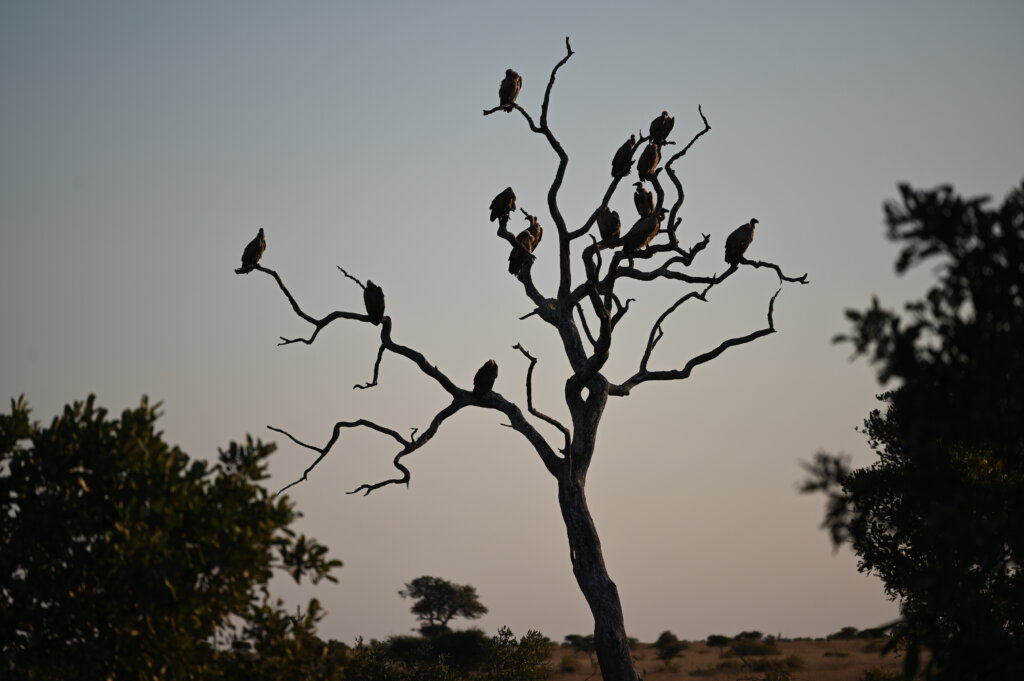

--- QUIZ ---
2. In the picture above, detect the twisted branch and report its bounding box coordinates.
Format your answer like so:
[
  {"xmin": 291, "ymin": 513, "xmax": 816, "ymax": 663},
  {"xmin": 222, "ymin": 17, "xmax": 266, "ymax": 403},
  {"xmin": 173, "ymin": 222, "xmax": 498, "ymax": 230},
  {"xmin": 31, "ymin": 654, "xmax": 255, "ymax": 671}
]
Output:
[
  {"xmin": 610, "ymin": 288, "xmax": 783, "ymax": 396},
  {"xmin": 513, "ymin": 343, "xmax": 571, "ymax": 453}
]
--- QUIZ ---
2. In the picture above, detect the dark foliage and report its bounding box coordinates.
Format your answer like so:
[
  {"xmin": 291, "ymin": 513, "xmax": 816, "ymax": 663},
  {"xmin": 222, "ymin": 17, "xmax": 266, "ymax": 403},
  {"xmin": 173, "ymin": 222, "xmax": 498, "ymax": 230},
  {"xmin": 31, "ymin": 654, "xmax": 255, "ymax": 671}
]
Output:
[
  {"xmin": 0, "ymin": 395, "xmax": 341, "ymax": 680},
  {"xmin": 803, "ymin": 181, "xmax": 1024, "ymax": 680}
]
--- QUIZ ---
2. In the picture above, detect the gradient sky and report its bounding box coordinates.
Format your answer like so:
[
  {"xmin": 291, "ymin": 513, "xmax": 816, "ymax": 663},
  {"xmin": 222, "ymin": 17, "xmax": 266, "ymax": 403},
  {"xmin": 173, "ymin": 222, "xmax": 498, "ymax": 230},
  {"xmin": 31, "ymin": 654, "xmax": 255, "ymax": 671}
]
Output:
[{"xmin": 2, "ymin": 1, "xmax": 1023, "ymax": 645}]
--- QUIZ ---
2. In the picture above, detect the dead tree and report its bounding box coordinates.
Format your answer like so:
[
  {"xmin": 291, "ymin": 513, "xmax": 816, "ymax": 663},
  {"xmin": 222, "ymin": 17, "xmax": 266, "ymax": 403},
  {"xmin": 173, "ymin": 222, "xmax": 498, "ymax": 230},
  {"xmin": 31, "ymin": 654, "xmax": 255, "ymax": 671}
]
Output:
[{"xmin": 237, "ymin": 38, "xmax": 807, "ymax": 681}]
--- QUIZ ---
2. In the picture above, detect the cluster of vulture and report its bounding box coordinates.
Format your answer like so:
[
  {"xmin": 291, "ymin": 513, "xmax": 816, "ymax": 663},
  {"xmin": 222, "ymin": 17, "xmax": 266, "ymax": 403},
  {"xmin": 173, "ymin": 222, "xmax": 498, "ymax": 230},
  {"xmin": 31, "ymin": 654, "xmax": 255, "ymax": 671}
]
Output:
[
  {"xmin": 233, "ymin": 228, "xmax": 387, "ymax": 324},
  {"xmin": 491, "ymin": 70, "xmax": 761, "ymax": 262}
]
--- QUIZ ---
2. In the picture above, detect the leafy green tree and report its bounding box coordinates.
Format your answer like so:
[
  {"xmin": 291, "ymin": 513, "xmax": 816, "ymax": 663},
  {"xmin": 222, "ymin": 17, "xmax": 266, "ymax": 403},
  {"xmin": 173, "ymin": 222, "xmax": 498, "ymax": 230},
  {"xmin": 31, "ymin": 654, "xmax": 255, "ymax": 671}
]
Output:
[
  {"xmin": 706, "ymin": 634, "xmax": 731, "ymax": 655},
  {"xmin": 653, "ymin": 630, "xmax": 687, "ymax": 665},
  {"xmin": 803, "ymin": 181, "xmax": 1024, "ymax": 680},
  {"xmin": 399, "ymin": 575, "xmax": 488, "ymax": 636},
  {"xmin": 0, "ymin": 395, "xmax": 341, "ymax": 681}
]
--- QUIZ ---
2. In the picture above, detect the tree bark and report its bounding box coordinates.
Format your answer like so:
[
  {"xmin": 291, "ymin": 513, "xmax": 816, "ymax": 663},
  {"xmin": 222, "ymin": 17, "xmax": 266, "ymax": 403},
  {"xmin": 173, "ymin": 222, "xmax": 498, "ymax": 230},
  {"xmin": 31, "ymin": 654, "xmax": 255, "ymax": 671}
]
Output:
[{"xmin": 559, "ymin": 399, "xmax": 640, "ymax": 681}]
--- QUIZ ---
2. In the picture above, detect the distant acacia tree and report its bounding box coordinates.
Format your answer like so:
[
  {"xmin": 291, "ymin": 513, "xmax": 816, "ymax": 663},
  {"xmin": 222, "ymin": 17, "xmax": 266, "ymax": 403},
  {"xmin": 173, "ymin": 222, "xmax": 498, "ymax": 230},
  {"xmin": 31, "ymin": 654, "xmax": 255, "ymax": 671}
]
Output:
[
  {"xmin": 0, "ymin": 395, "xmax": 341, "ymax": 680},
  {"xmin": 804, "ymin": 181, "xmax": 1024, "ymax": 680},
  {"xmin": 399, "ymin": 576, "xmax": 488, "ymax": 636},
  {"xmin": 236, "ymin": 38, "xmax": 806, "ymax": 680},
  {"xmin": 653, "ymin": 630, "xmax": 687, "ymax": 666}
]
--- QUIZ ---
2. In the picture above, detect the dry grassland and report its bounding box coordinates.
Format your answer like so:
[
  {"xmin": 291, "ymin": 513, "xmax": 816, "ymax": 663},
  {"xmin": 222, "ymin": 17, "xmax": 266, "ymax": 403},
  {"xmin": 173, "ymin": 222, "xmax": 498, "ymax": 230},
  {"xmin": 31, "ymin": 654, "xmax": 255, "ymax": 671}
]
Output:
[{"xmin": 551, "ymin": 638, "xmax": 903, "ymax": 681}]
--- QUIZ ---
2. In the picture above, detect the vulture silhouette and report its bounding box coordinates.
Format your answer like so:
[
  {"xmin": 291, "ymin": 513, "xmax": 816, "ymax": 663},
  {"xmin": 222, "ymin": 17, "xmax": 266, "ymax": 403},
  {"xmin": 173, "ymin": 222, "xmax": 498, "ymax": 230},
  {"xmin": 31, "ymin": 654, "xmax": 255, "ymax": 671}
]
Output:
[
  {"xmin": 633, "ymin": 182, "xmax": 655, "ymax": 217},
  {"xmin": 473, "ymin": 359, "xmax": 498, "ymax": 398},
  {"xmin": 499, "ymin": 69, "xmax": 522, "ymax": 111},
  {"xmin": 611, "ymin": 135, "xmax": 636, "ymax": 178},
  {"xmin": 363, "ymin": 280, "xmax": 385, "ymax": 325},
  {"xmin": 597, "ymin": 206, "xmax": 621, "ymax": 244},
  {"xmin": 235, "ymin": 228, "xmax": 266, "ymax": 274},
  {"xmin": 508, "ymin": 215, "xmax": 543, "ymax": 277},
  {"xmin": 637, "ymin": 143, "xmax": 661, "ymax": 181},
  {"xmin": 619, "ymin": 209, "xmax": 667, "ymax": 252},
  {"xmin": 724, "ymin": 219, "xmax": 759, "ymax": 265},
  {"xmin": 648, "ymin": 111, "xmax": 675, "ymax": 144},
  {"xmin": 489, "ymin": 187, "xmax": 517, "ymax": 224}
]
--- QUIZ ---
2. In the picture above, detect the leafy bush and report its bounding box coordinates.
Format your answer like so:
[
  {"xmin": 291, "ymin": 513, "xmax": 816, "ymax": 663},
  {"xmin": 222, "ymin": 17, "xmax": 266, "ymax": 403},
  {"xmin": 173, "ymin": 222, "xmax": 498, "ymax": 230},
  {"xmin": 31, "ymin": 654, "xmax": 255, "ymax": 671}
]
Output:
[
  {"xmin": 828, "ymin": 626, "xmax": 861, "ymax": 640},
  {"xmin": 824, "ymin": 650, "xmax": 851, "ymax": 658}
]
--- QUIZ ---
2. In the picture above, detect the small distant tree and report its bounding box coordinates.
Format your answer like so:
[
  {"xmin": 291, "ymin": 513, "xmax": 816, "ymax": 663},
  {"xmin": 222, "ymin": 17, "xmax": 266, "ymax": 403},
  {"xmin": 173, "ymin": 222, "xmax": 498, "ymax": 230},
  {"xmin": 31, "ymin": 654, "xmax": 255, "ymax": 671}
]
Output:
[
  {"xmin": 706, "ymin": 634, "xmax": 730, "ymax": 656},
  {"xmin": 653, "ymin": 630, "xmax": 687, "ymax": 666},
  {"xmin": 0, "ymin": 395, "xmax": 341, "ymax": 680},
  {"xmin": 399, "ymin": 576, "xmax": 488, "ymax": 636}
]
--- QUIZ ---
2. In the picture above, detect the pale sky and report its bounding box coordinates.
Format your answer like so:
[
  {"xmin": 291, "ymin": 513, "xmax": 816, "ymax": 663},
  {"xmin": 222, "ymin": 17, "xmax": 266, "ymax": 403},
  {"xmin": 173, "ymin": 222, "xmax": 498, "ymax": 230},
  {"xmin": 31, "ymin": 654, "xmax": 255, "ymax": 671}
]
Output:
[{"xmin": 2, "ymin": 1, "xmax": 1022, "ymax": 645}]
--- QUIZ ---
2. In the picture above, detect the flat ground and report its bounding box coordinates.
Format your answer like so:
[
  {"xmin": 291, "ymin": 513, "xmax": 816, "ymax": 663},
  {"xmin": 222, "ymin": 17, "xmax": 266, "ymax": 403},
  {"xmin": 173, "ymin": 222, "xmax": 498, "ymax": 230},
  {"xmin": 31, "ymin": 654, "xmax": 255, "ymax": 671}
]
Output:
[{"xmin": 551, "ymin": 638, "xmax": 902, "ymax": 681}]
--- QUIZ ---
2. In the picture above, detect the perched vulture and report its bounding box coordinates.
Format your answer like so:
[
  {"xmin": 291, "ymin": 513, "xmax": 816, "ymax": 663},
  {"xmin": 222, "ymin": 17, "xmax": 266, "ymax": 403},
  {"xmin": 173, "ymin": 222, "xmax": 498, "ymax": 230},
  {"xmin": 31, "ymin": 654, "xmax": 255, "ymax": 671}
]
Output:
[
  {"xmin": 619, "ymin": 209, "xmax": 667, "ymax": 252},
  {"xmin": 611, "ymin": 135, "xmax": 636, "ymax": 178},
  {"xmin": 633, "ymin": 182, "xmax": 655, "ymax": 217},
  {"xmin": 235, "ymin": 228, "xmax": 266, "ymax": 274},
  {"xmin": 363, "ymin": 280, "xmax": 385, "ymax": 325},
  {"xmin": 637, "ymin": 143, "xmax": 661, "ymax": 181},
  {"xmin": 489, "ymin": 187, "xmax": 517, "ymax": 224},
  {"xmin": 648, "ymin": 111, "xmax": 675, "ymax": 144},
  {"xmin": 508, "ymin": 216, "xmax": 543, "ymax": 277},
  {"xmin": 472, "ymin": 359, "xmax": 498, "ymax": 398},
  {"xmin": 596, "ymin": 206, "xmax": 621, "ymax": 244},
  {"xmin": 724, "ymin": 219, "xmax": 759, "ymax": 265},
  {"xmin": 499, "ymin": 69, "xmax": 522, "ymax": 111}
]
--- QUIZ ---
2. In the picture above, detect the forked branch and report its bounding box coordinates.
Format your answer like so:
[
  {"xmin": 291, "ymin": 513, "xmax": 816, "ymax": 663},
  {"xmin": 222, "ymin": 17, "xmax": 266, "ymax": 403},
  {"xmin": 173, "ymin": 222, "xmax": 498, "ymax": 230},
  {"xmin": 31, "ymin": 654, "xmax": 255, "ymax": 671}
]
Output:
[{"xmin": 513, "ymin": 343, "xmax": 571, "ymax": 454}]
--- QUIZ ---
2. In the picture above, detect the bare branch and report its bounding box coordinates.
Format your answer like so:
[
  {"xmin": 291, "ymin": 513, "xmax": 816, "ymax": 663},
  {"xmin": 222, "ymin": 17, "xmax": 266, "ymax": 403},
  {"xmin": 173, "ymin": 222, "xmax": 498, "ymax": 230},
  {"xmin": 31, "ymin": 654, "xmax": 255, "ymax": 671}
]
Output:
[
  {"xmin": 639, "ymin": 283, "xmax": 714, "ymax": 372},
  {"xmin": 354, "ymin": 342, "xmax": 386, "ymax": 390},
  {"xmin": 611, "ymin": 288, "xmax": 783, "ymax": 396},
  {"xmin": 737, "ymin": 257, "xmax": 810, "ymax": 284},
  {"xmin": 574, "ymin": 302, "xmax": 598, "ymax": 347},
  {"xmin": 664, "ymin": 106, "xmax": 713, "ymax": 248},
  {"xmin": 348, "ymin": 401, "xmax": 463, "ymax": 496},
  {"xmin": 336, "ymin": 266, "xmax": 366, "ymax": 289},
  {"xmin": 513, "ymin": 343, "xmax": 572, "ymax": 453},
  {"xmin": 254, "ymin": 264, "xmax": 373, "ymax": 345},
  {"xmin": 270, "ymin": 419, "xmax": 410, "ymax": 495}
]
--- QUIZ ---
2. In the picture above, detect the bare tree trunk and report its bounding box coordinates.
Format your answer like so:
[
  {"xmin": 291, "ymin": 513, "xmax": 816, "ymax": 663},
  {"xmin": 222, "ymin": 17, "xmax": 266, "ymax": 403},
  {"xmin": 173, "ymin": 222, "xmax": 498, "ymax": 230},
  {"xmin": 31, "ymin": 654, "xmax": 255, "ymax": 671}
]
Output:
[
  {"xmin": 559, "ymin": 470, "xmax": 639, "ymax": 681},
  {"xmin": 558, "ymin": 394, "xmax": 640, "ymax": 681}
]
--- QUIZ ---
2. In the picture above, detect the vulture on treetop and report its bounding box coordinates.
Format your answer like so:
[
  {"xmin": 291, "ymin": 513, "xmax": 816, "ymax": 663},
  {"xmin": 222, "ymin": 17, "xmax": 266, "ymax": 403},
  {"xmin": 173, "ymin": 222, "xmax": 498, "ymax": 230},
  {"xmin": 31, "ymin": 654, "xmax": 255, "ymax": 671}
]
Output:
[
  {"xmin": 363, "ymin": 280, "xmax": 385, "ymax": 325},
  {"xmin": 508, "ymin": 215, "xmax": 543, "ymax": 277},
  {"xmin": 235, "ymin": 228, "xmax": 266, "ymax": 274},
  {"xmin": 619, "ymin": 209, "xmax": 668, "ymax": 252},
  {"xmin": 499, "ymin": 69, "xmax": 522, "ymax": 111},
  {"xmin": 596, "ymin": 206, "xmax": 621, "ymax": 244},
  {"xmin": 648, "ymin": 111, "xmax": 675, "ymax": 144},
  {"xmin": 633, "ymin": 182, "xmax": 655, "ymax": 217},
  {"xmin": 637, "ymin": 143, "xmax": 661, "ymax": 181},
  {"xmin": 472, "ymin": 359, "xmax": 498, "ymax": 398},
  {"xmin": 724, "ymin": 219, "xmax": 759, "ymax": 265},
  {"xmin": 489, "ymin": 187, "xmax": 517, "ymax": 224},
  {"xmin": 611, "ymin": 135, "xmax": 636, "ymax": 178}
]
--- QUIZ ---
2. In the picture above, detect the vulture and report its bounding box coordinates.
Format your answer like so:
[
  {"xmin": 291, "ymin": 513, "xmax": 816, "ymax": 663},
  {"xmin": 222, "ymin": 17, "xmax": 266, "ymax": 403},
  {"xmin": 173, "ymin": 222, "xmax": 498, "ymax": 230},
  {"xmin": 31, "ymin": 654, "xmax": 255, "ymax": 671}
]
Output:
[
  {"xmin": 596, "ymin": 206, "xmax": 621, "ymax": 244},
  {"xmin": 363, "ymin": 280, "xmax": 385, "ymax": 325},
  {"xmin": 648, "ymin": 111, "xmax": 675, "ymax": 144},
  {"xmin": 499, "ymin": 69, "xmax": 522, "ymax": 111},
  {"xmin": 235, "ymin": 228, "xmax": 266, "ymax": 274},
  {"xmin": 637, "ymin": 143, "xmax": 661, "ymax": 181},
  {"xmin": 508, "ymin": 215, "xmax": 543, "ymax": 277},
  {"xmin": 724, "ymin": 219, "xmax": 759, "ymax": 265},
  {"xmin": 619, "ymin": 209, "xmax": 667, "ymax": 252},
  {"xmin": 489, "ymin": 187, "xmax": 517, "ymax": 224},
  {"xmin": 472, "ymin": 359, "xmax": 498, "ymax": 398},
  {"xmin": 633, "ymin": 182, "xmax": 655, "ymax": 217},
  {"xmin": 611, "ymin": 135, "xmax": 636, "ymax": 178}
]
